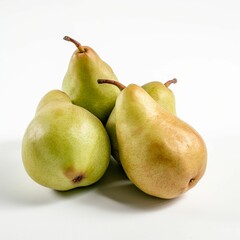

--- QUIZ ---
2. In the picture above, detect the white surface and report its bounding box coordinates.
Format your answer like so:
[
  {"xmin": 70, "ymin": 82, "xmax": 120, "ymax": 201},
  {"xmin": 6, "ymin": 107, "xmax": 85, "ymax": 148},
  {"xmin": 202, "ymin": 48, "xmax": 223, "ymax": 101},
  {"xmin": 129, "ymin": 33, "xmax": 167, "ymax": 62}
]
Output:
[{"xmin": 1, "ymin": 0, "xmax": 240, "ymax": 239}]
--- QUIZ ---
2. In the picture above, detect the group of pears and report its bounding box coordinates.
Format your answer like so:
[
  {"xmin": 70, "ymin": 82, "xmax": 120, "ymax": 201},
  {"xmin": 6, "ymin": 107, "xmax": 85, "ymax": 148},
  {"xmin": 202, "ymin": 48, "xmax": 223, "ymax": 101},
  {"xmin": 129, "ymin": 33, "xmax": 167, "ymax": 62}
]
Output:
[{"xmin": 22, "ymin": 36, "xmax": 207, "ymax": 199}]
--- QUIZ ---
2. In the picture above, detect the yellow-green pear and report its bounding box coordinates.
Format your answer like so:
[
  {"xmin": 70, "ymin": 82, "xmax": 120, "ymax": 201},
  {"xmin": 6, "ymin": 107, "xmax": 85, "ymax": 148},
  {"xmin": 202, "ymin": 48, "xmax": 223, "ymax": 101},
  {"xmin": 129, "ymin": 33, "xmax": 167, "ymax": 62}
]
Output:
[
  {"xmin": 142, "ymin": 79, "xmax": 177, "ymax": 114},
  {"xmin": 22, "ymin": 90, "xmax": 111, "ymax": 191},
  {"xmin": 62, "ymin": 36, "xmax": 120, "ymax": 123},
  {"xmin": 114, "ymin": 84, "xmax": 207, "ymax": 199},
  {"xmin": 99, "ymin": 79, "xmax": 177, "ymax": 162}
]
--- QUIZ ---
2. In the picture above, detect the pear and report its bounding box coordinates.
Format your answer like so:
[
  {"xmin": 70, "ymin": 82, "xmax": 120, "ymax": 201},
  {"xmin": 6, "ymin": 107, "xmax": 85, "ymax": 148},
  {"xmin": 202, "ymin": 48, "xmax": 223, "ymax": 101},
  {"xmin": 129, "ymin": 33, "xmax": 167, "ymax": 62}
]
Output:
[
  {"xmin": 62, "ymin": 36, "xmax": 120, "ymax": 123},
  {"xmin": 22, "ymin": 90, "xmax": 111, "ymax": 191},
  {"xmin": 114, "ymin": 84, "xmax": 207, "ymax": 199},
  {"xmin": 142, "ymin": 79, "xmax": 177, "ymax": 115},
  {"xmin": 99, "ymin": 79, "xmax": 177, "ymax": 162}
]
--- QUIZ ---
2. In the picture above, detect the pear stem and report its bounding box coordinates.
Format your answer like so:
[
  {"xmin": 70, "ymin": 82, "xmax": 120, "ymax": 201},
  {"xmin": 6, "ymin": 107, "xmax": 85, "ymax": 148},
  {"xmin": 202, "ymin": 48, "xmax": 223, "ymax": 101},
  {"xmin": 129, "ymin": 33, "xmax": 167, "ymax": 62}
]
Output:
[
  {"xmin": 164, "ymin": 78, "xmax": 177, "ymax": 87},
  {"xmin": 63, "ymin": 36, "xmax": 85, "ymax": 53},
  {"xmin": 97, "ymin": 79, "xmax": 126, "ymax": 90}
]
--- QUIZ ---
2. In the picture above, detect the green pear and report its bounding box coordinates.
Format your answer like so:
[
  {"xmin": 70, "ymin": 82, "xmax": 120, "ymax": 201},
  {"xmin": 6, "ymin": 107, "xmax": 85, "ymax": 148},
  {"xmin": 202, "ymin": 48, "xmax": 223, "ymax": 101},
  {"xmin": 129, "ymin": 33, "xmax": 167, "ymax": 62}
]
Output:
[
  {"xmin": 22, "ymin": 90, "xmax": 111, "ymax": 191},
  {"xmin": 114, "ymin": 84, "xmax": 207, "ymax": 199},
  {"xmin": 62, "ymin": 36, "xmax": 120, "ymax": 123},
  {"xmin": 99, "ymin": 79, "xmax": 177, "ymax": 162},
  {"xmin": 142, "ymin": 79, "xmax": 177, "ymax": 114}
]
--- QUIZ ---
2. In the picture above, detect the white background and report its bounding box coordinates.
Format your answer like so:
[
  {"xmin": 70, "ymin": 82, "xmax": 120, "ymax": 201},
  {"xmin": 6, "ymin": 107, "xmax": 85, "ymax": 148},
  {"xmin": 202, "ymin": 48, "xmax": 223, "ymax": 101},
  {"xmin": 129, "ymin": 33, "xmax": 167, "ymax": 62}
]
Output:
[{"xmin": 1, "ymin": 0, "xmax": 240, "ymax": 239}]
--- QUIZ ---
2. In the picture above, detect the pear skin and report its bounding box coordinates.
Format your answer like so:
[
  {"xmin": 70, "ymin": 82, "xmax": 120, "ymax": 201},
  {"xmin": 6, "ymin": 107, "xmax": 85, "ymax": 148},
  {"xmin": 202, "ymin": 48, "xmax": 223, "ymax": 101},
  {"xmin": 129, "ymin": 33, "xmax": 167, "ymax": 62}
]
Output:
[
  {"xmin": 105, "ymin": 107, "xmax": 119, "ymax": 160},
  {"xmin": 115, "ymin": 84, "xmax": 207, "ymax": 199},
  {"xmin": 62, "ymin": 36, "xmax": 120, "ymax": 123},
  {"xmin": 104, "ymin": 79, "xmax": 177, "ymax": 162},
  {"xmin": 22, "ymin": 90, "xmax": 111, "ymax": 190},
  {"xmin": 142, "ymin": 79, "xmax": 177, "ymax": 114}
]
